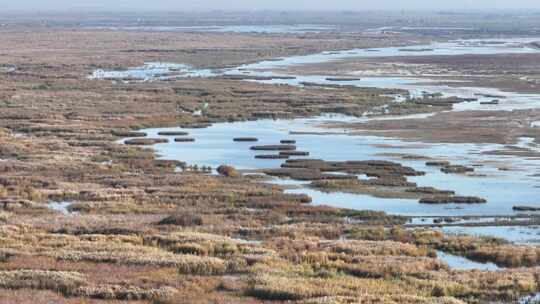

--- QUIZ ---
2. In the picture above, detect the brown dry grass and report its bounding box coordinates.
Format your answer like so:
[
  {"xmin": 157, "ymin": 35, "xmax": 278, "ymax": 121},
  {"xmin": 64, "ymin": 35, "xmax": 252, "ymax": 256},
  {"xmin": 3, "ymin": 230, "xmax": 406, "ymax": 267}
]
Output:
[{"xmin": 0, "ymin": 20, "xmax": 538, "ymax": 304}]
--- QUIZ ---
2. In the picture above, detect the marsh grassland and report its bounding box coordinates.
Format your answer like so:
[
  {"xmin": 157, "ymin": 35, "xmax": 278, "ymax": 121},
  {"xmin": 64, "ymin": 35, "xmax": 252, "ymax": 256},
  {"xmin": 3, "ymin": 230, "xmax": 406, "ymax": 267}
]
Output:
[{"xmin": 1, "ymin": 11, "xmax": 540, "ymax": 304}]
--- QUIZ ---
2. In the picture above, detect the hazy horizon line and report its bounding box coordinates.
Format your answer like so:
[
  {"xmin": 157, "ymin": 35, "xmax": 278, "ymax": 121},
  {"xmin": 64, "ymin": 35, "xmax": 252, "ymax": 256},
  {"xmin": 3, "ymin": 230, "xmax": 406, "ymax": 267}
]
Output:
[{"xmin": 3, "ymin": 8, "xmax": 540, "ymax": 14}]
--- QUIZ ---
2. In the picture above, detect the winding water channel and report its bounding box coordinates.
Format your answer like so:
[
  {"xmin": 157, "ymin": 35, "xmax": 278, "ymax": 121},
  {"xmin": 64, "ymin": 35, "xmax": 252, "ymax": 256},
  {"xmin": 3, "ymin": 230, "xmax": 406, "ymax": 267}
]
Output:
[{"xmin": 109, "ymin": 37, "xmax": 540, "ymax": 247}]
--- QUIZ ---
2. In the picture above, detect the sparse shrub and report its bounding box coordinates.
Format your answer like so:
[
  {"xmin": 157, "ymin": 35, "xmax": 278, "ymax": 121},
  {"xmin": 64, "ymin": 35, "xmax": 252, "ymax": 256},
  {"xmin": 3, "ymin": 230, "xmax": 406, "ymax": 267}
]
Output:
[
  {"xmin": 0, "ymin": 186, "xmax": 7, "ymax": 198},
  {"xmin": 144, "ymin": 232, "xmax": 240, "ymax": 257},
  {"xmin": 0, "ymin": 270, "xmax": 87, "ymax": 294},
  {"xmin": 217, "ymin": 165, "xmax": 240, "ymax": 177},
  {"xmin": 214, "ymin": 242, "xmax": 238, "ymax": 256},
  {"xmin": 158, "ymin": 213, "xmax": 203, "ymax": 226},
  {"xmin": 0, "ymin": 250, "xmax": 15, "ymax": 262},
  {"xmin": 176, "ymin": 255, "xmax": 227, "ymax": 276},
  {"xmin": 432, "ymin": 285, "xmax": 449, "ymax": 297},
  {"xmin": 22, "ymin": 186, "xmax": 44, "ymax": 201},
  {"xmin": 0, "ymin": 211, "xmax": 10, "ymax": 223},
  {"xmin": 72, "ymin": 285, "xmax": 178, "ymax": 301},
  {"xmin": 226, "ymin": 257, "xmax": 248, "ymax": 273},
  {"xmin": 173, "ymin": 242, "xmax": 208, "ymax": 255}
]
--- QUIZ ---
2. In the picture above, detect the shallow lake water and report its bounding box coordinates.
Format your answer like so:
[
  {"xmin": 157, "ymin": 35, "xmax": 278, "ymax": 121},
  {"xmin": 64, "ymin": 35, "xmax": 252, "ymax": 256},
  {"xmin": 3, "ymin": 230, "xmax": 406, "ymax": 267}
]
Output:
[
  {"xmin": 440, "ymin": 226, "xmax": 540, "ymax": 245},
  {"xmin": 126, "ymin": 116, "xmax": 540, "ymax": 242},
  {"xmin": 131, "ymin": 116, "xmax": 540, "ymax": 217},
  {"xmin": 113, "ymin": 37, "xmax": 540, "ymax": 244},
  {"xmin": 228, "ymin": 37, "xmax": 540, "ymax": 111},
  {"xmin": 233, "ymin": 38, "xmax": 540, "ymax": 72},
  {"xmin": 89, "ymin": 62, "xmax": 216, "ymax": 81},
  {"xmin": 520, "ymin": 293, "xmax": 540, "ymax": 304},
  {"xmin": 93, "ymin": 37, "xmax": 540, "ymax": 111},
  {"xmin": 436, "ymin": 250, "xmax": 500, "ymax": 271},
  {"xmin": 47, "ymin": 201, "xmax": 75, "ymax": 215}
]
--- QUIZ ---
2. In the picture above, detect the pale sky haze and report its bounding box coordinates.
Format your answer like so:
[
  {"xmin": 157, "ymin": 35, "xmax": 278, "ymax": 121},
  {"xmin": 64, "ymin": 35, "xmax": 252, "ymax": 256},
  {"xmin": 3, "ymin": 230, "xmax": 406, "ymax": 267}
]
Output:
[{"xmin": 3, "ymin": 0, "xmax": 540, "ymax": 11}]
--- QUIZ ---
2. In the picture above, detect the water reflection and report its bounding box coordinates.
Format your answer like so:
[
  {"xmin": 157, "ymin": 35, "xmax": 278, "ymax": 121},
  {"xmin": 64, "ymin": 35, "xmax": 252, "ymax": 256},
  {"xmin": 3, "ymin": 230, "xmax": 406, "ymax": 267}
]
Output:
[
  {"xmin": 129, "ymin": 116, "xmax": 540, "ymax": 217},
  {"xmin": 436, "ymin": 250, "xmax": 499, "ymax": 271},
  {"xmin": 91, "ymin": 37, "xmax": 540, "ymax": 112},
  {"xmin": 440, "ymin": 226, "xmax": 540, "ymax": 245}
]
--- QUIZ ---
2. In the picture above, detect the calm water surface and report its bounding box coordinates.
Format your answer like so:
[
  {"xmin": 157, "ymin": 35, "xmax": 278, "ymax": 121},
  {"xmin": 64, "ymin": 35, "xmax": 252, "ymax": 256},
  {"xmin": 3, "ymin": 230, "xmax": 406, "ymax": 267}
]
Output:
[
  {"xmin": 112, "ymin": 37, "xmax": 540, "ymax": 243},
  {"xmin": 436, "ymin": 250, "xmax": 500, "ymax": 271},
  {"xmin": 130, "ymin": 116, "xmax": 540, "ymax": 218}
]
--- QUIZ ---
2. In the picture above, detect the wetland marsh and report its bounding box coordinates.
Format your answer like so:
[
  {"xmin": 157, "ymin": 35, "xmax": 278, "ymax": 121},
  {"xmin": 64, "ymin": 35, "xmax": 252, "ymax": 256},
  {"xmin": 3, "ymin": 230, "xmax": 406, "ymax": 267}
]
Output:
[{"xmin": 2, "ymin": 10, "xmax": 540, "ymax": 304}]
